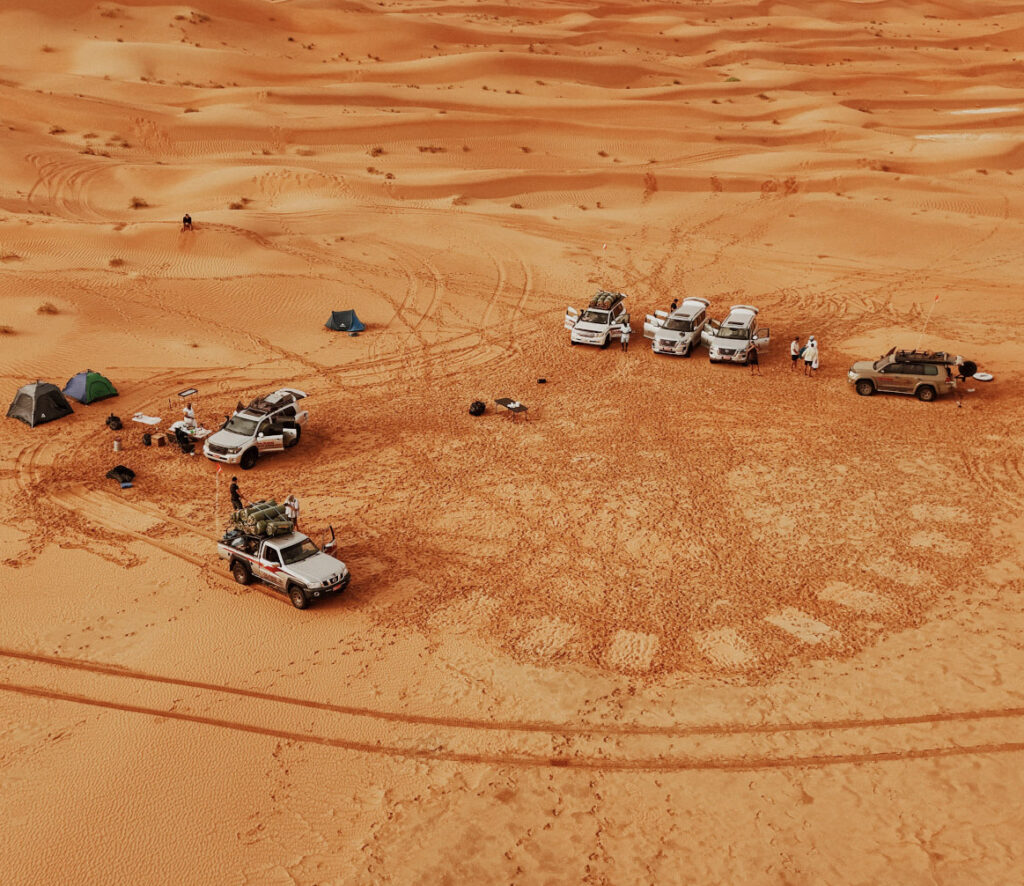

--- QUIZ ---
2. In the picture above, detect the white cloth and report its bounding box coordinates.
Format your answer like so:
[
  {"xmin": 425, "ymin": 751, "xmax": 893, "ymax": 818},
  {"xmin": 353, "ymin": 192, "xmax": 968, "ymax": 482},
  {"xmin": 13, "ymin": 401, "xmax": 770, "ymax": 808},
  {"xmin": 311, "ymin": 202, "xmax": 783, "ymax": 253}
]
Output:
[
  {"xmin": 804, "ymin": 345, "xmax": 818, "ymax": 363},
  {"xmin": 812, "ymin": 355, "xmax": 820, "ymax": 370},
  {"xmin": 790, "ymin": 340, "xmax": 800, "ymax": 356},
  {"xmin": 284, "ymin": 499, "xmax": 299, "ymax": 521},
  {"xmin": 132, "ymin": 413, "xmax": 162, "ymax": 425}
]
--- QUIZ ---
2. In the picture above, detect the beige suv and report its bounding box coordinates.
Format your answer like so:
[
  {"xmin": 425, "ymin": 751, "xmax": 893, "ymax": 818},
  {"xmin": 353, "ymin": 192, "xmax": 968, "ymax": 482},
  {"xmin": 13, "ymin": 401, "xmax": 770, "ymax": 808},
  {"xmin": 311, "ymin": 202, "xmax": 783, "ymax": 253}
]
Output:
[{"xmin": 847, "ymin": 348, "xmax": 974, "ymax": 401}]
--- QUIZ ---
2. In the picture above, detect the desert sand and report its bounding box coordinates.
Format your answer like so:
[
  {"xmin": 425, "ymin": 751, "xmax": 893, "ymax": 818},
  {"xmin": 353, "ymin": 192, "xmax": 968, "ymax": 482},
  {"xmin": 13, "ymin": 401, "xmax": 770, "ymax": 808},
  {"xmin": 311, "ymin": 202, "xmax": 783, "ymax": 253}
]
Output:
[{"xmin": 2, "ymin": 0, "xmax": 1024, "ymax": 882}]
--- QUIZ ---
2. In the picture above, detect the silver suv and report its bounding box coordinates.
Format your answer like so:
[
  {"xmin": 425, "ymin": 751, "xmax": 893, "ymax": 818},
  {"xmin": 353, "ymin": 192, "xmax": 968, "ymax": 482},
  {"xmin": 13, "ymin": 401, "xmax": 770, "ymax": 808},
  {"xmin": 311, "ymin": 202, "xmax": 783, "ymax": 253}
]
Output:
[{"xmin": 643, "ymin": 297, "xmax": 709, "ymax": 357}]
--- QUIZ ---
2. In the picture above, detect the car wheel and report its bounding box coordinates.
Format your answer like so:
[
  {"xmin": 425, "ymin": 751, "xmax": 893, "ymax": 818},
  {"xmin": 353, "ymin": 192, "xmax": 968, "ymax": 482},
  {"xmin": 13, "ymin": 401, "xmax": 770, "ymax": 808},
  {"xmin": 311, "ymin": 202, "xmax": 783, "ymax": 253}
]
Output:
[
  {"xmin": 600, "ymin": 336, "xmax": 610, "ymax": 350},
  {"xmin": 855, "ymin": 379, "xmax": 875, "ymax": 397},
  {"xmin": 240, "ymin": 448, "xmax": 258, "ymax": 470},
  {"xmin": 569, "ymin": 338, "xmax": 577, "ymax": 345},
  {"xmin": 289, "ymin": 586, "xmax": 308, "ymax": 609},
  {"xmin": 916, "ymin": 385, "xmax": 936, "ymax": 402},
  {"xmin": 283, "ymin": 424, "xmax": 301, "ymax": 448},
  {"xmin": 231, "ymin": 560, "xmax": 252, "ymax": 585},
  {"xmin": 682, "ymin": 344, "xmax": 691, "ymax": 357}
]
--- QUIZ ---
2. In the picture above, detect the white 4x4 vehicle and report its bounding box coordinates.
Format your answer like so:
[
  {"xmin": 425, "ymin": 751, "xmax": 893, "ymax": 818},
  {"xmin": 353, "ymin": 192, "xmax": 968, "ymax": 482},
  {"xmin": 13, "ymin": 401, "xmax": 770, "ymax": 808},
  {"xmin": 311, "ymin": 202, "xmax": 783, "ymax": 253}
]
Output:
[
  {"xmin": 643, "ymin": 297, "xmax": 710, "ymax": 357},
  {"xmin": 204, "ymin": 388, "xmax": 308, "ymax": 470},
  {"xmin": 705, "ymin": 305, "xmax": 770, "ymax": 364},
  {"xmin": 218, "ymin": 528, "xmax": 349, "ymax": 609},
  {"xmin": 565, "ymin": 290, "xmax": 629, "ymax": 348}
]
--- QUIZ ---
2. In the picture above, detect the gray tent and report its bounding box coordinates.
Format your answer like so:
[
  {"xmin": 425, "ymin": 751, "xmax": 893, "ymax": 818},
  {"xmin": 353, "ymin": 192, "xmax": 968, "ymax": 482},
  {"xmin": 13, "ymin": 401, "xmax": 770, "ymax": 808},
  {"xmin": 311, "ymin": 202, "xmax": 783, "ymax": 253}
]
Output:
[
  {"xmin": 7, "ymin": 380, "xmax": 74, "ymax": 427},
  {"xmin": 325, "ymin": 310, "xmax": 366, "ymax": 332}
]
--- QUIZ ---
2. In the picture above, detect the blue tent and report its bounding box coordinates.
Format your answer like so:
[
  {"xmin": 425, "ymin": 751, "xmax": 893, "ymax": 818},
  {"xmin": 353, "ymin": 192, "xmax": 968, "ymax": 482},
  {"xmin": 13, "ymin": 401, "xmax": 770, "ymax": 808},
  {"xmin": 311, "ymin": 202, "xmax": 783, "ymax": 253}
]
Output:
[
  {"xmin": 325, "ymin": 310, "xmax": 366, "ymax": 333},
  {"xmin": 63, "ymin": 369, "xmax": 118, "ymax": 404}
]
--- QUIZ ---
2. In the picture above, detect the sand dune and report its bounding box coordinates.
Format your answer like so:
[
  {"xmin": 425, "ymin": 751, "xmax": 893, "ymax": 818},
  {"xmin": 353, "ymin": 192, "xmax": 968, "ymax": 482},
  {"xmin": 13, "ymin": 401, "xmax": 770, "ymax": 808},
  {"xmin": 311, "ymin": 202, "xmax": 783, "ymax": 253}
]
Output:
[{"xmin": 2, "ymin": 0, "xmax": 1024, "ymax": 882}]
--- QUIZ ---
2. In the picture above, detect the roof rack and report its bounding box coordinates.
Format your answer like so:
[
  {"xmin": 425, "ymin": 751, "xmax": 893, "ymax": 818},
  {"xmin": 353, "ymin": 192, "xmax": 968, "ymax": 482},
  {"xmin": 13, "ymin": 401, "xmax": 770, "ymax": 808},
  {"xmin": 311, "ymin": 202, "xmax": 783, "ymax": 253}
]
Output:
[
  {"xmin": 588, "ymin": 290, "xmax": 626, "ymax": 309},
  {"xmin": 891, "ymin": 348, "xmax": 960, "ymax": 365}
]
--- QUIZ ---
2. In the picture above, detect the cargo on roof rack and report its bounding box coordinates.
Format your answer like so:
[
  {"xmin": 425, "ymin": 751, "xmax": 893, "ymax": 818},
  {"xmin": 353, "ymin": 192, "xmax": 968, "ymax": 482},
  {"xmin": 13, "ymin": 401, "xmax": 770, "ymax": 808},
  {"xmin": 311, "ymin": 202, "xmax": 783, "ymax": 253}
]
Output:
[
  {"xmin": 587, "ymin": 290, "xmax": 626, "ymax": 310},
  {"xmin": 889, "ymin": 347, "xmax": 961, "ymax": 366}
]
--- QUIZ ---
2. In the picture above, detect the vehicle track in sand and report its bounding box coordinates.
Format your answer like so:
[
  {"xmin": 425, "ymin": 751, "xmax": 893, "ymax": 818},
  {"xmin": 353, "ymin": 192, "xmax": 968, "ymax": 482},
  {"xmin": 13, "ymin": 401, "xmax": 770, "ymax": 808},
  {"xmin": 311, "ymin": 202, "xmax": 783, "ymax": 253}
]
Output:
[{"xmin": 1, "ymin": 647, "xmax": 1023, "ymax": 772}]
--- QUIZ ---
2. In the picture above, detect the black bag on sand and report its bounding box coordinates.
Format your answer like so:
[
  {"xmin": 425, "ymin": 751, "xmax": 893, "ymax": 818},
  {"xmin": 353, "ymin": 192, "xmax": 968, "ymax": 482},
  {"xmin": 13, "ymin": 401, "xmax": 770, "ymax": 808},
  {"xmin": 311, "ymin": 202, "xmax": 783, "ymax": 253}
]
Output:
[
  {"xmin": 142, "ymin": 432, "xmax": 152, "ymax": 446},
  {"xmin": 469, "ymin": 400, "xmax": 486, "ymax": 416},
  {"xmin": 106, "ymin": 414, "xmax": 123, "ymax": 431},
  {"xmin": 106, "ymin": 465, "xmax": 135, "ymax": 484}
]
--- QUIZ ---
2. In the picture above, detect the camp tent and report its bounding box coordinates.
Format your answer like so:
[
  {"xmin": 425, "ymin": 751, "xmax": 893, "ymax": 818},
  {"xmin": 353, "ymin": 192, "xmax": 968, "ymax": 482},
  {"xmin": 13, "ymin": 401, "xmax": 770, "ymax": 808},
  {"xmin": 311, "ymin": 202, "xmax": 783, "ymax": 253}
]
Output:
[
  {"xmin": 6, "ymin": 381, "xmax": 74, "ymax": 427},
  {"xmin": 325, "ymin": 310, "xmax": 366, "ymax": 333},
  {"xmin": 63, "ymin": 369, "xmax": 118, "ymax": 404}
]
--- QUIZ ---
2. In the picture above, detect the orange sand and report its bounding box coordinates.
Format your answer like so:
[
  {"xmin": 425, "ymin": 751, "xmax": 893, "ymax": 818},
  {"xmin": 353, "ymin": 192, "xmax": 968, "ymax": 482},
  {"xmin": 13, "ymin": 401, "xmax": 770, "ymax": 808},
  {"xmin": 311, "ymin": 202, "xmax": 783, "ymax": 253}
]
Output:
[{"xmin": 2, "ymin": 0, "xmax": 1024, "ymax": 882}]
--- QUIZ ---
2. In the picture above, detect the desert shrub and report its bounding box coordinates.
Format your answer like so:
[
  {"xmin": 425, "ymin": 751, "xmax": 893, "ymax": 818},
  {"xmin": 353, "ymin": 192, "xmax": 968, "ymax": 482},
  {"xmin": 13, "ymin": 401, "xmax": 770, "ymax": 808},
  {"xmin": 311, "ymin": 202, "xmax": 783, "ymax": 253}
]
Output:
[
  {"xmin": 129, "ymin": 196, "xmax": 149, "ymax": 209},
  {"xmin": 37, "ymin": 303, "xmax": 59, "ymax": 315},
  {"xmin": 109, "ymin": 257, "xmax": 125, "ymax": 267}
]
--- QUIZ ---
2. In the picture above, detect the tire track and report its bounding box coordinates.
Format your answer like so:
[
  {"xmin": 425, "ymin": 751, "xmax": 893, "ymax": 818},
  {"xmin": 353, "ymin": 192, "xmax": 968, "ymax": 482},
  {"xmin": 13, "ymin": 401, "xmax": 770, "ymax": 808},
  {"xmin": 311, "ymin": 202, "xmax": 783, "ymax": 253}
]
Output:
[{"xmin": 2, "ymin": 665, "xmax": 1023, "ymax": 772}]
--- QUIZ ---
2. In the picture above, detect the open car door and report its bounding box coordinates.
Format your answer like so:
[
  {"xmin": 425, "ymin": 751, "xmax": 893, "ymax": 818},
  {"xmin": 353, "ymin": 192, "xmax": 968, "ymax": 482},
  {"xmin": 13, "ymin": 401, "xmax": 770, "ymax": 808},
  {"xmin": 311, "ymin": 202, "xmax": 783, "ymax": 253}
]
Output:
[
  {"xmin": 754, "ymin": 326, "xmax": 770, "ymax": 347},
  {"xmin": 643, "ymin": 313, "xmax": 662, "ymax": 340},
  {"xmin": 701, "ymin": 319, "xmax": 720, "ymax": 347},
  {"xmin": 255, "ymin": 427, "xmax": 287, "ymax": 453},
  {"xmin": 564, "ymin": 307, "xmax": 579, "ymax": 331}
]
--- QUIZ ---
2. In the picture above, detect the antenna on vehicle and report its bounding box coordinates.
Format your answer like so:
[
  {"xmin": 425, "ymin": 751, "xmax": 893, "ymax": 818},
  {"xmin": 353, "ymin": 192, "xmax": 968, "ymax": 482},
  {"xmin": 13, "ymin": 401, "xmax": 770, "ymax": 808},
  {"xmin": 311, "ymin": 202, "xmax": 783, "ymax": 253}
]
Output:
[{"xmin": 915, "ymin": 293, "xmax": 940, "ymax": 350}]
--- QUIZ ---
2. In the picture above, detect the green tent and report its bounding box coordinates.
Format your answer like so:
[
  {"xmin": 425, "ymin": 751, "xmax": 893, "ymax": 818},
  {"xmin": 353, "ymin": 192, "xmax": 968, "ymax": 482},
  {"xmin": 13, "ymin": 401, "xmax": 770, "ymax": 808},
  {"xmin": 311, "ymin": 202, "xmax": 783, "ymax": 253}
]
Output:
[{"xmin": 63, "ymin": 369, "xmax": 118, "ymax": 404}]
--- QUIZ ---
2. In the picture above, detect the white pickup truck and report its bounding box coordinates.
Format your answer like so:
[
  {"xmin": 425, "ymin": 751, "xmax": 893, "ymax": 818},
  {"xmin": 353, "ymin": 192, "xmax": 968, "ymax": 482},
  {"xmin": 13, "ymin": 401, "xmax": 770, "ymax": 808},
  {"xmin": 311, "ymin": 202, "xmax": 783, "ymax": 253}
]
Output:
[
  {"xmin": 204, "ymin": 388, "xmax": 308, "ymax": 470},
  {"xmin": 218, "ymin": 527, "xmax": 350, "ymax": 609}
]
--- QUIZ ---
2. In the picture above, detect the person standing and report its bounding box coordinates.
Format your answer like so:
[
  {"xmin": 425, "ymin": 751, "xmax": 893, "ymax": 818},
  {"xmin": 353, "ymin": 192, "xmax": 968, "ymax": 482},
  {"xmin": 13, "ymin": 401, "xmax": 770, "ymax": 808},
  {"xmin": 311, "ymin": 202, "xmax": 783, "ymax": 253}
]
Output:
[
  {"xmin": 790, "ymin": 336, "xmax": 801, "ymax": 371},
  {"xmin": 803, "ymin": 339, "xmax": 818, "ymax": 377},
  {"xmin": 284, "ymin": 494, "xmax": 300, "ymax": 529},
  {"xmin": 620, "ymin": 317, "xmax": 632, "ymax": 352},
  {"xmin": 230, "ymin": 476, "xmax": 246, "ymax": 512},
  {"xmin": 183, "ymin": 401, "xmax": 195, "ymax": 423},
  {"xmin": 811, "ymin": 343, "xmax": 820, "ymax": 377},
  {"xmin": 670, "ymin": 298, "xmax": 678, "ymax": 311},
  {"xmin": 749, "ymin": 345, "xmax": 761, "ymax": 375}
]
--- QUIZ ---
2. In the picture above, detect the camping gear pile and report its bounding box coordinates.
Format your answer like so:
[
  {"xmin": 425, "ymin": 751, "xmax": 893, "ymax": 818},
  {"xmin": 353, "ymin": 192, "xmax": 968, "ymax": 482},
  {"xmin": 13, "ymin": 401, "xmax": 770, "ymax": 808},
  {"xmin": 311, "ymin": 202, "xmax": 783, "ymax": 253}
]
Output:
[{"xmin": 230, "ymin": 500, "xmax": 294, "ymax": 537}]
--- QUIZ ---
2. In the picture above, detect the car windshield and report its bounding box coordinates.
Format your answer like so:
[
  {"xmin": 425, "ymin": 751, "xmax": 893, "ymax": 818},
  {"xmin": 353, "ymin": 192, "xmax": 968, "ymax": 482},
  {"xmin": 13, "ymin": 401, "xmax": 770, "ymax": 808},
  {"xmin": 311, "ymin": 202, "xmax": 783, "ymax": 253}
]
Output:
[
  {"xmin": 579, "ymin": 310, "xmax": 609, "ymax": 324},
  {"xmin": 716, "ymin": 326, "xmax": 750, "ymax": 340},
  {"xmin": 224, "ymin": 416, "xmax": 258, "ymax": 436},
  {"xmin": 279, "ymin": 539, "xmax": 319, "ymax": 564},
  {"xmin": 664, "ymin": 318, "xmax": 693, "ymax": 332}
]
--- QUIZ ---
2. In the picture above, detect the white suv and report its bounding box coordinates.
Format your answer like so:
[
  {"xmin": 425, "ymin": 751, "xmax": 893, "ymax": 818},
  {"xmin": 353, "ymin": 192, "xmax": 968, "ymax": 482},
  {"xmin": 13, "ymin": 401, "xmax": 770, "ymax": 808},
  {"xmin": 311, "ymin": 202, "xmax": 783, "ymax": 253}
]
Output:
[
  {"xmin": 706, "ymin": 305, "xmax": 770, "ymax": 364},
  {"xmin": 565, "ymin": 291, "xmax": 629, "ymax": 348},
  {"xmin": 204, "ymin": 388, "xmax": 308, "ymax": 470},
  {"xmin": 643, "ymin": 297, "xmax": 709, "ymax": 357}
]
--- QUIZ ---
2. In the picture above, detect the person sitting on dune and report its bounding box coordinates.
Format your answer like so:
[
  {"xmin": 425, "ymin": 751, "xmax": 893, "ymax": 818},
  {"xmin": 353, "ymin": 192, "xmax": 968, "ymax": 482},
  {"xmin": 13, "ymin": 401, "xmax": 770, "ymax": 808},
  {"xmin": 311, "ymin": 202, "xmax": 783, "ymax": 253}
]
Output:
[{"xmin": 182, "ymin": 212, "xmax": 193, "ymax": 232}]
